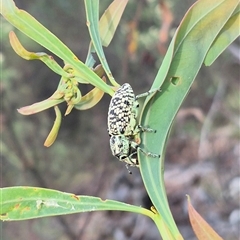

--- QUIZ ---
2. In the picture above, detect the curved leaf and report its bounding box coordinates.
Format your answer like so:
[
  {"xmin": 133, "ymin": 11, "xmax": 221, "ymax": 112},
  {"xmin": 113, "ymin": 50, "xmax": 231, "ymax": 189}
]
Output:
[
  {"xmin": 74, "ymin": 77, "xmax": 106, "ymax": 110},
  {"xmin": 17, "ymin": 98, "xmax": 64, "ymax": 115},
  {"xmin": 84, "ymin": 0, "xmax": 119, "ymax": 86},
  {"xmin": 9, "ymin": 31, "xmax": 70, "ymax": 78},
  {"xmin": 99, "ymin": 0, "xmax": 128, "ymax": 47},
  {"xmin": 204, "ymin": 5, "xmax": 240, "ymax": 66},
  {"xmin": 85, "ymin": 0, "xmax": 128, "ymax": 71},
  {"xmin": 138, "ymin": 0, "xmax": 239, "ymax": 237},
  {"xmin": 44, "ymin": 106, "xmax": 62, "ymax": 147},
  {"xmin": 0, "ymin": 0, "xmax": 114, "ymax": 96},
  {"xmin": 0, "ymin": 187, "xmax": 154, "ymax": 221},
  {"xmin": 187, "ymin": 196, "xmax": 223, "ymax": 240}
]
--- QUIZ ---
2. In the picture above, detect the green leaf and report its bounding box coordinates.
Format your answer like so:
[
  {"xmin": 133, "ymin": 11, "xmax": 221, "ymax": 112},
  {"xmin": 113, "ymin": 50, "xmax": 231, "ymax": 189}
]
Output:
[
  {"xmin": 99, "ymin": 0, "xmax": 128, "ymax": 47},
  {"xmin": 204, "ymin": 4, "xmax": 240, "ymax": 66},
  {"xmin": 9, "ymin": 31, "xmax": 70, "ymax": 78},
  {"xmin": 0, "ymin": 187, "xmax": 154, "ymax": 221},
  {"xmin": 0, "ymin": 0, "xmax": 114, "ymax": 96},
  {"xmin": 138, "ymin": 0, "xmax": 239, "ymax": 237},
  {"xmin": 85, "ymin": 42, "xmax": 96, "ymax": 68},
  {"xmin": 85, "ymin": 0, "xmax": 128, "ymax": 73},
  {"xmin": 84, "ymin": 0, "xmax": 119, "ymax": 87}
]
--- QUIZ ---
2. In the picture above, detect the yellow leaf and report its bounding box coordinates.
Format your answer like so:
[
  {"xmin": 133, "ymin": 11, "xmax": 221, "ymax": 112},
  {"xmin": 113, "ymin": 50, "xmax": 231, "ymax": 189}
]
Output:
[
  {"xmin": 74, "ymin": 77, "xmax": 107, "ymax": 110},
  {"xmin": 44, "ymin": 106, "xmax": 62, "ymax": 147},
  {"xmin": 99, "ymin": 0, "xmax": 128, "ymax": 47}
]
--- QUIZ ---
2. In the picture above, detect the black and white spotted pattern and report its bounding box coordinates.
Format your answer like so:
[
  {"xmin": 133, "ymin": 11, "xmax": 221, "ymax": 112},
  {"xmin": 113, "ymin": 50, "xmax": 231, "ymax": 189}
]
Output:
[
  {"xmin": 109, "ymin": 134, "xmax": 139, "ymax": 167},
  {"xmin": 107, "ymin": 83, "xmax": 139, "ymax": 136},
  {"xmin": 107, "ymin": 83, "xmax": 160, "ymax": 171}
]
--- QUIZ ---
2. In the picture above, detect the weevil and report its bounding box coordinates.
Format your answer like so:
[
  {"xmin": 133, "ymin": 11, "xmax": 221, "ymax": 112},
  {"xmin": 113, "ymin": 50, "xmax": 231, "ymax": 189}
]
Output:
[{"xmin": 108, "ymin": 83, "xmax": 160, "ymax": 171}]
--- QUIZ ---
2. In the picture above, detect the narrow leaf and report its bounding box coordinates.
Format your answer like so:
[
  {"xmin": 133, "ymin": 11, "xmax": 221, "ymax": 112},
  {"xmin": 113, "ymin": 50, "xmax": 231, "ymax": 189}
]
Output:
[
  {"xmin": 187, "ymin": 196, "xmax": 223, "ymax": 240},
  {"xmin": 84, "ymin": 0, "xmax": 119, "ymax": 86},
  {"xmin": 0, "ymin": 0, "xmax": 114, "ymax": 96},
  {"xmin": 204, "ymin": 6, "xmax": 240, "ymax": 66},
  {"xmin": 139, "ymin": 0, "xmax": 239, "ymax": 237},
  {"xmin": 44, "ymin": 106, "xmax": 62, "ymax": 147},
  {"xmin": 85, "ymin": 42, "xmax": 96, "ymax": 68},
  {"xmin": 17, "ymin": 92, "xmax": 64, "ymax": 115},
  {"xmin": 74, "ymin": 77, "xmax": 106, "ymax": 110},
  {"xmin": 0, "ymin": 187, "xmax": 154, "ymax": 221},
  {"xmin": 99, "ymin": 0, "xmax": 128, "ymax": 47},
  {"xmin": 9, "ymin": 31, "xmax": 70, "ymax": 78}
]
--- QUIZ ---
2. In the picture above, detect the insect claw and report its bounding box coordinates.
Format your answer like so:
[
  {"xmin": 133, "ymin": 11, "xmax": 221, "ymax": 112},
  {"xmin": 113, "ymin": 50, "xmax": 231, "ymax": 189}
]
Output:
[
  {"xmin": 125, "ymin": 164, "xmax": 132, "ymax": 174},
  {"xmin": 148, "ymin": 153, "xmax": 160, "ymax": 158},
  {"xmin": 138, "ymin": 125, "xmax": 156, "ymax": 133}
]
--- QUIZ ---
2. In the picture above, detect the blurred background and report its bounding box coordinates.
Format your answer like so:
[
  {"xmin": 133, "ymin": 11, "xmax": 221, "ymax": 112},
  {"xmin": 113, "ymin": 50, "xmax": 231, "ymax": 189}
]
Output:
[{"xmin": 1, "ymin": 0, "xmax": 239, "ymax": 239}]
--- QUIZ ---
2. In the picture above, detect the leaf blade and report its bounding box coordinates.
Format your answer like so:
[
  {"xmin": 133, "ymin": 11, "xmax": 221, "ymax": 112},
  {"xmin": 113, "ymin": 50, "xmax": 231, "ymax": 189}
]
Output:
[
  {"xmin": 0, "ymin": 0, "xmax": 114, "ymax": 96},
  {"xmin": 0, "ymin": 187, "xmax": 153, "ymax": 221},
  {"xmin": 84, "ymin": 0, "xmax": 118, "ymax": 86},
  {"xmin": 99, "ymin": 0, "xmax": 128, "ymax": 47},
  {"xmin": 187, "ymin": 196, "xmax": 223, "ymax": 240},
  {"xmin": 139, "ymin": 0, "xmax": 239, "ymax": 237},
  {"xmin": 204, "ymin": 5, "xmax": 240, "ymax": 66}
]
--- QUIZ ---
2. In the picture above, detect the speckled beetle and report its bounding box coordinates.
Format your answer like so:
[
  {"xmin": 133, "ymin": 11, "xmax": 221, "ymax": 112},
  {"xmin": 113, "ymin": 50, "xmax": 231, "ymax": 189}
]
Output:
[{"xmin": 107, "ymin": 83, "xmax": 160, "ymax": 171}]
